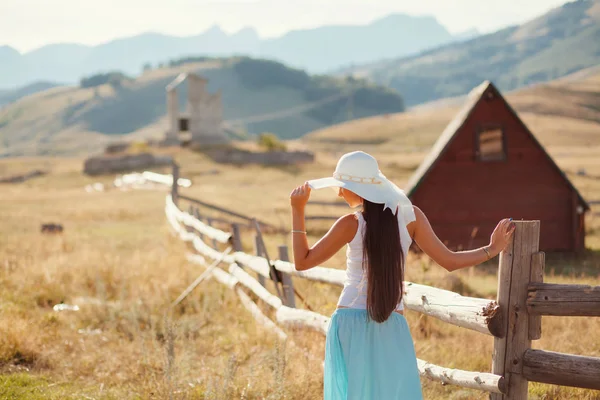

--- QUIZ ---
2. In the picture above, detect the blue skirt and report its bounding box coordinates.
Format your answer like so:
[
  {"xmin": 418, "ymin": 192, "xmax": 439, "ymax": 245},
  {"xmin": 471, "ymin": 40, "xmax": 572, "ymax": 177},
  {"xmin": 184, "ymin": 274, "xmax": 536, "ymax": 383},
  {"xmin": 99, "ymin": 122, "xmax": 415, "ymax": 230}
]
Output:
[{"xmin": 324, "ymin": 308, "xmax": 423, "ymax": 400}]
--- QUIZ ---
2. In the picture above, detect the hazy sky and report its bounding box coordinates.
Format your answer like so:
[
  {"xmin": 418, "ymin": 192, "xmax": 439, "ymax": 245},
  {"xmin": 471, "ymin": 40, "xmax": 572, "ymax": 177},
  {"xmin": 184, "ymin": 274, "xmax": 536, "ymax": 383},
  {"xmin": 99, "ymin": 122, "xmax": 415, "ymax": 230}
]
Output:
[{"xmin": 2, "ymin": 0, "xmax": 568, "ymax": 53}]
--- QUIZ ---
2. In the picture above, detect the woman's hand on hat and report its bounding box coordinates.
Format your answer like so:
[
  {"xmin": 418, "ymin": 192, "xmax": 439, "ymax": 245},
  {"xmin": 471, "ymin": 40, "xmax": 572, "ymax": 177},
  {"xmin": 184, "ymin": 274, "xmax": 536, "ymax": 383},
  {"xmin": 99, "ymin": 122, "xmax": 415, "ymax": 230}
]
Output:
[
  {"xmin": 290, "ymin": 182, "xmax": 311, "ymax": 210},
  {"xmin": 489, "ymin": 218, "xmax": 516, "ymax": 256}
]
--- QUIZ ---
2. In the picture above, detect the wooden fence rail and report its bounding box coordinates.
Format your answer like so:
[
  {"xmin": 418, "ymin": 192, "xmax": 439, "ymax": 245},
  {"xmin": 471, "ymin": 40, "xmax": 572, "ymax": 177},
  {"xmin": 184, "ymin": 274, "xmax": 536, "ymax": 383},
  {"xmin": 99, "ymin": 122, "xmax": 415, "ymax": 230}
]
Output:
[
  {"xmin": 178, "ymin": 194, "xmax": 274, "ymax": 230},
  {"xmin": 522, "ymin": 349, "xmax": 600, "ymax": 390},
  {"xmin": 527, "ymin": 283, "xmax": 600, "ymax": 316},
  {"xmin": 167, "ymin": 163, "xmax": 600, "ymax": 398},
  {"xmin": 167, "ymin": 195, "xmax": 504, "ymax": 337}
]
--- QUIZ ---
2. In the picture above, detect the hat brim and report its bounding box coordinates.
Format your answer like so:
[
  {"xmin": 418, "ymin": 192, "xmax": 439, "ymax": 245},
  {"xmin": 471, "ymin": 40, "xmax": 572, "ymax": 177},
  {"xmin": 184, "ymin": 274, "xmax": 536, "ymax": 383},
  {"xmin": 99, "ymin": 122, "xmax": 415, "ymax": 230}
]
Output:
[
  {"xmin": 308, "ymin": 174, "xmax": 413, "ymax": 214},
  {"xmin": 307, "ymin": 177, "xmax": 345, "ymax": 190},
  {"xmin": 308, "ymin": 176, "xmax": 387, "ymax": 205}
]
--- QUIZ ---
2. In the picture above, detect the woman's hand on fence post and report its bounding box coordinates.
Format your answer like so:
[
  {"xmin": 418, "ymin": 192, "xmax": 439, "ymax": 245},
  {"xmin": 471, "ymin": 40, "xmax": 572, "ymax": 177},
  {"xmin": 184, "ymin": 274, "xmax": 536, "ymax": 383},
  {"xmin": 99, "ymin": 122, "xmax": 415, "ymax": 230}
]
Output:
[
  {"xmin": 489, "ymin": 218, "xmax": 516, "ymax": 256},
  {"xmin": 290, "ymin": 182, "xmax": 311, "ymax": 210}
]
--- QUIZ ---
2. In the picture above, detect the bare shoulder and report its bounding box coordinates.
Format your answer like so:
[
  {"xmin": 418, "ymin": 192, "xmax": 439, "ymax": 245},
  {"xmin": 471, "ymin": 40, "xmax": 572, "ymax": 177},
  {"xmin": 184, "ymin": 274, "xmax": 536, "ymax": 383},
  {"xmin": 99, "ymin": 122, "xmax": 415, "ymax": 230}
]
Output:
[
  {"xmin": 407, "ymin": 206, "xmax": 426, "ymax": 239},
  {"xmin": 413, "ymin": 206, "xmax": 427, "ymax": 220},
  {"xmin": 336, "ymin": 213, "xmax": 359, "ymax": 229},
  {"xmin": 329, "ymin": 213, "xmax": 359, "ymax": 243}
]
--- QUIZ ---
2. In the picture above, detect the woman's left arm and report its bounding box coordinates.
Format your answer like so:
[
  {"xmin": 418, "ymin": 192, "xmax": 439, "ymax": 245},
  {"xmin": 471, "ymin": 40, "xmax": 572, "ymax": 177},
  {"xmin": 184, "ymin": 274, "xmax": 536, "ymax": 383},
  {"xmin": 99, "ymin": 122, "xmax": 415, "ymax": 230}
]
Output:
[
  {"xmin": 410, "ymin": 206, "xmax": 515, "ymax": 272},
  {"xmin": 290, "ymin": 183, "xmax": 357, "ymax": 271}
]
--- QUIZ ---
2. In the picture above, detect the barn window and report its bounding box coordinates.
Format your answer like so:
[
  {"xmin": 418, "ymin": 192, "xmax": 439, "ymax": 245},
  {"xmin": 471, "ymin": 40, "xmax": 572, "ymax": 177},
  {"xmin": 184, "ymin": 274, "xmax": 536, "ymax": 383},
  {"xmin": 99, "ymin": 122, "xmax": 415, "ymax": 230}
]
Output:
[{"xmin": 477, "ymin": 127, "xmax": 505, "ymax": 161}]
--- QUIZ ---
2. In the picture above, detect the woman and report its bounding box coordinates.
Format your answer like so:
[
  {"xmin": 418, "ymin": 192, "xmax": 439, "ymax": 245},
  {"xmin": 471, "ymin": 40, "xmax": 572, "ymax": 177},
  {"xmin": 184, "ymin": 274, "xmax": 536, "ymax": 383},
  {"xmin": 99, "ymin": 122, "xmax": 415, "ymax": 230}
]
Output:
[{"xmin": 289, "ymin": 151, "xmax": 515, "ymax": 400}]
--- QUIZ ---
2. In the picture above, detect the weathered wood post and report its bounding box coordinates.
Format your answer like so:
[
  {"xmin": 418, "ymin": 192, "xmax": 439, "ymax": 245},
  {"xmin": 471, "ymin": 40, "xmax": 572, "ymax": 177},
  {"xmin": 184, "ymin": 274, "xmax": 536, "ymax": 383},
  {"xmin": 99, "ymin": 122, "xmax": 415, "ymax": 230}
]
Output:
[
  {"xmin": 183, "ymin": 205, "xmax": 194, "ymax": 234},
  {"xmin": 491, "ymin": 220, "xmax": 540, "ymax": 400},
  {"xmin": 254, "ymin": 235, "xmax": 267, "ymax": 287},
  {"xmin": 252, "ymin": 220, "xmax": 284, "ymax": 300},
  {"xmin": 231, "ymin": 223, "xmax": 243, "ymax": 252},
  {"xmin": 528, "ymin": 252, "xmax": 545, "ymax": 340},
  {"xmin": 193, "ymin": 207, "xmax": 205, "ymax": 241},
  {"xmin": 278, "ymin": 245, "xmax": 296, "ymax": 308},
  {"xmin": 171, "ymin": 162, "xmax": 180, "ymax": 206}
]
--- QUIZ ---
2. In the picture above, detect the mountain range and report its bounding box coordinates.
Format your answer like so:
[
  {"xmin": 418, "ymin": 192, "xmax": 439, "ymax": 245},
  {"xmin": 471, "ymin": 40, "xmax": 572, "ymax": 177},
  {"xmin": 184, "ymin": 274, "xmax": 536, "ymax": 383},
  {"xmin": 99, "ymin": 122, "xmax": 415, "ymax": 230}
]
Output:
[
  {"xmin": 341, "ymin": 0, "xmax": 600, "ymax": 106},
  {"xmin": 0, "ymin": 14, "xmax": 478, "ymax": 89}
]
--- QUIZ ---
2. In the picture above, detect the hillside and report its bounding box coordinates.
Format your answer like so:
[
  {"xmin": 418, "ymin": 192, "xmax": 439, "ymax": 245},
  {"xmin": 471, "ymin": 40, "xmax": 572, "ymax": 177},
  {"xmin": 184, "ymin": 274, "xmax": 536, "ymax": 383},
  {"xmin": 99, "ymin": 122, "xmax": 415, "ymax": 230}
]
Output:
[
  {"xmin": 0, "ymin": 14, "xmax": 475, "ymax": 89},
  {"xmin": 0, "ymin": 58, "xmax": 404, "ymax": 157},
  {"xmin": 0, "ymin": 81, "xmax": 60, "ymax": 107},
  {"xmin": 305, "ymin": 68, "xmax": 600, "ymax": 153},
  {"xmin": 342, "ymin": 0, "xmax": 600, "ymax": 106}
]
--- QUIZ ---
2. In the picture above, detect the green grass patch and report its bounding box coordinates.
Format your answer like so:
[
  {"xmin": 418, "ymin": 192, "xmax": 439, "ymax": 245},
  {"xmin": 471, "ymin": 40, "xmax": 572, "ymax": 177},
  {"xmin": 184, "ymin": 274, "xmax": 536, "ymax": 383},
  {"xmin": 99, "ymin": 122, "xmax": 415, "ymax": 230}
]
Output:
[{"xmin": 0, "ymin": 373, "xmax": 121, "ymax": 400}]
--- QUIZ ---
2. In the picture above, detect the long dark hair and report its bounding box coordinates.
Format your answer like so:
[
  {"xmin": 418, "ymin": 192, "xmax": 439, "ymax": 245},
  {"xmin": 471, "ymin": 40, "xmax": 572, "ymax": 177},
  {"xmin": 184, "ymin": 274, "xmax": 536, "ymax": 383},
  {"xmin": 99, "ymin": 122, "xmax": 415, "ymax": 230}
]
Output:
[{"xmin": 362, "ymin": 199, "xmax": 404, "ymax": 323}]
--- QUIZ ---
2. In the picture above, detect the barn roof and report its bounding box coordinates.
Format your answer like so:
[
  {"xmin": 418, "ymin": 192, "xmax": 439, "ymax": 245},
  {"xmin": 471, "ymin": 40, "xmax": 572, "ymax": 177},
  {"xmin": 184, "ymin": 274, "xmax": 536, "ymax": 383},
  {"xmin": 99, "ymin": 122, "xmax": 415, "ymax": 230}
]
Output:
[{"xmin": 404, "ymin": 81, "xmax": 590, "ymax": 211}]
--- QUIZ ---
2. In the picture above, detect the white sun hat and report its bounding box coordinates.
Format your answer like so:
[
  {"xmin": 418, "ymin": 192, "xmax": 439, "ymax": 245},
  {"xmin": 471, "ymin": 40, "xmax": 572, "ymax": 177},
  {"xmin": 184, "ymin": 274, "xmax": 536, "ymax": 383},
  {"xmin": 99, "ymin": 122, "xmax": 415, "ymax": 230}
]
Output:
[{"xmin": 308, "ymin": 151, "xmax": 415, "ymax": 221}]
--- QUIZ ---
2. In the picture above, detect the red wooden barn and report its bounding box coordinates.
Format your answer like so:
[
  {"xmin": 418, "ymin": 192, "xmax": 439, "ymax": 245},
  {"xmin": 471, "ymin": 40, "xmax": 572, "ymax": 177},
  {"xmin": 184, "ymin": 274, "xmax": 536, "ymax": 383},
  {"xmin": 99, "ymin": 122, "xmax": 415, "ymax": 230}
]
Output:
[{"xmin": 405, "ymin": 81, "xmax": 589, "ymax": 253}]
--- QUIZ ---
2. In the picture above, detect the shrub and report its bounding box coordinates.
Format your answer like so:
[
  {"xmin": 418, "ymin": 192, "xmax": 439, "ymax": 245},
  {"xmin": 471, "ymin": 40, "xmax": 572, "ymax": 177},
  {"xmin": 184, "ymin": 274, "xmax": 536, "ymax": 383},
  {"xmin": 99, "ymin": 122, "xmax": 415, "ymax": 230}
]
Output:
[
  {"xmin": 80, "ymin": 72, "xmax": 132, "ymax": 89},
  {"xmin": 168, "ymin": 56, "xmax": 215, "ymax": 68},
  {"xmin": 257, "ymin": 133, "xmax": 287, "ymax": 152},
  {"xmin": 128, "ymin": 140, "xmax": 150, "ymax": 154}
]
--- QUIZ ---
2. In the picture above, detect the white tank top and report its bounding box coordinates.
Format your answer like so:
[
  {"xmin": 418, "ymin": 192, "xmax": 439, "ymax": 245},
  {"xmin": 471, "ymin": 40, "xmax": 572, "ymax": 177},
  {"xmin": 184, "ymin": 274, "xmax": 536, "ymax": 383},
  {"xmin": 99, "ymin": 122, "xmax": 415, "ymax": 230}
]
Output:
[{"xmin": 337, "ymin": 206, "xmax": 416, "ymax": 312}]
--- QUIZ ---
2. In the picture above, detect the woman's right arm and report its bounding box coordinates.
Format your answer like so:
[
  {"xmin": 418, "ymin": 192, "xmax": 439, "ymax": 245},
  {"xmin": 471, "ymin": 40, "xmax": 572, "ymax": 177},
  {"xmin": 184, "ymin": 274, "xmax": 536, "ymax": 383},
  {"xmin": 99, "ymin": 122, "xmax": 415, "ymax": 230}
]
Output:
[
  {"xmin": 289, "ymin": 182, "xmax": 357, "ymax": 271},
  {"xmin": 410, "ymin": 206, "xmax": 515, "ymax": 272}
]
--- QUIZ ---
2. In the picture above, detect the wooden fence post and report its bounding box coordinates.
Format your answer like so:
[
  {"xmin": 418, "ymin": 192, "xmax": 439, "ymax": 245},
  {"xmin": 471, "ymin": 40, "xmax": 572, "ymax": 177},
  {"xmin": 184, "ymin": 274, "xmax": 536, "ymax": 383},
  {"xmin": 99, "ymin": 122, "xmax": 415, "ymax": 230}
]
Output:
[
  {"xmin": 254, "ymin": 235, "xmax": 267, "ymax": 287},
  {"xmin": 528, "ymin": 252, "xmax": 545, "ymax": 340},
  {"xmin": 491, "ymin": 220, "xmax": 540, "ymax": 400},
  {"xmin": 193, "ymin": 207, "xmax": 205, "ymax": 241},
  {"xmin": 231, "ymin": 223, "xmax": 243, "ymax": 252},
  {"xmin": 278, "ymin": 245, "xmax": 296, "ymax": 308},
  {"xmin": 185, "ymin": 205, "xmax": 194, "ymax": 233},
  {"xmin": 252, "ymin": 220, "xmax": 284, "ymax": 300},
  {"xmin": 171, "ymin": 162, "xmax": 180, "ymax": 206}
]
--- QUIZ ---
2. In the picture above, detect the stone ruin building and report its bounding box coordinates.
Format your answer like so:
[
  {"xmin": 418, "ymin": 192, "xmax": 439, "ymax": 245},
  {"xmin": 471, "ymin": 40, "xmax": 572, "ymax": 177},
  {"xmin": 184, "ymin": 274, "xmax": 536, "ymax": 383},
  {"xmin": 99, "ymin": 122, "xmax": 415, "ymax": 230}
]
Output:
[
  {"xmin": 161, "ymin": 72, "xmax": 315, "ymax": 166},
  {"xmin": 164, "ymin": 73, "xmax": 228, "ymax": 146}
]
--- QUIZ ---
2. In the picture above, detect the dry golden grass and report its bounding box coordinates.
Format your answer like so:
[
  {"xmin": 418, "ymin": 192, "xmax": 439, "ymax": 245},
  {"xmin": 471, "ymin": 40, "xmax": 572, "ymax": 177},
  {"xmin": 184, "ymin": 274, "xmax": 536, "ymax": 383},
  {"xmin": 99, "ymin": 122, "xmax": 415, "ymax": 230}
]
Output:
[
  {"xmin": 0, "ymin": 178, "xmax": 323, "ymax": 399},
  {"xmin": 1, "ymin": 147, "xmax": 600, "ymax": 400}
]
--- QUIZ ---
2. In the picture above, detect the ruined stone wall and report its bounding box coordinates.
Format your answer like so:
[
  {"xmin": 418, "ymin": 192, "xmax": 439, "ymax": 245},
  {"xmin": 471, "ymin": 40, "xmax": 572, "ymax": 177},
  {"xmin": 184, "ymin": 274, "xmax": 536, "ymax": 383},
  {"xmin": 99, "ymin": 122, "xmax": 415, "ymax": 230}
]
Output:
[
  {"xmin": 196, "ymin": 92, "xmax": 226, "ymax": 145},
  {"xmin": 165, "ymin": 89, "xmax": 179, "ymax": 143},
  {"xmin": 164, "ymin": 73, "xmax": 227, "ymax": 146},
  {"xmin": 187, "ymin": 74, "xmax": 206, "ymax": 142},
  {"xmin": 83, "ymin": 153, "xmax": 173, "ymax": 176}
]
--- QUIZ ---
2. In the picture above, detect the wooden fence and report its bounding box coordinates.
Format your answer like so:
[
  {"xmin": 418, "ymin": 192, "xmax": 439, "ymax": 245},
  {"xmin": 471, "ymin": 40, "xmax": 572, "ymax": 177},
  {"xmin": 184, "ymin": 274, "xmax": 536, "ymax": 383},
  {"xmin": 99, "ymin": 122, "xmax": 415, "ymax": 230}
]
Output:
[{"xmin": 166, "ymin": 163, "xmax": 600, "ymax": 399}]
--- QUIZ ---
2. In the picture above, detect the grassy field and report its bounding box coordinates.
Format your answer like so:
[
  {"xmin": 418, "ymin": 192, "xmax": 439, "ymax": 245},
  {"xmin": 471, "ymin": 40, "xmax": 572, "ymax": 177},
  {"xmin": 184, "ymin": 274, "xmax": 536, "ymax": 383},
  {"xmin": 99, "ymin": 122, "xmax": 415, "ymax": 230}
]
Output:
[{"xmin": 1, "ymin": 145, "xmax": 599, "ymax": 399}]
